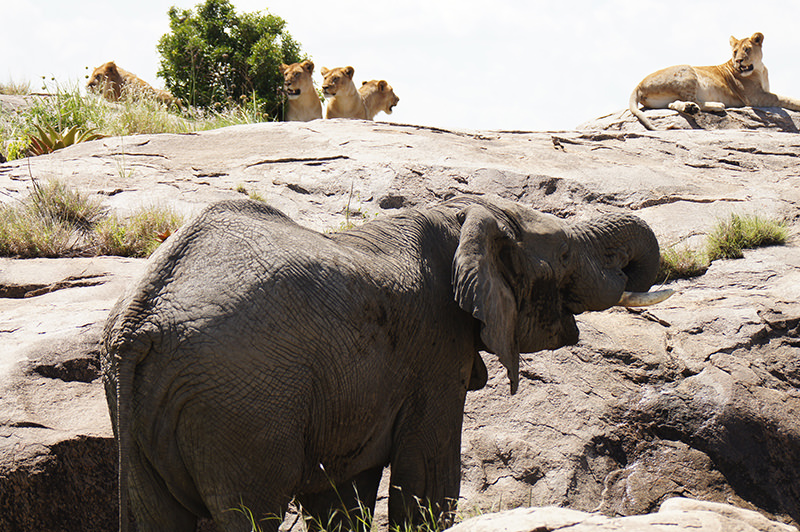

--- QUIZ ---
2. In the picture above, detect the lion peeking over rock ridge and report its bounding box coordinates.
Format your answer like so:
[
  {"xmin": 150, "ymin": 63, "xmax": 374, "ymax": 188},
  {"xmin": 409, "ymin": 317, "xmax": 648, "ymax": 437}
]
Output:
[
  {"xmin": 280, "ymin": 60, "xmax": 323, "ymax": 121},
  {"xmin": 359, "ymin": 80, "xmax": 399, "ymax": 120},
  {"xmin": 87, "ymin": 61, "xmax": 178, "ymax": 106},
  {"xmin": 629, "ymin": 32, "xmax": 800, "ymax": 130},
  {"xmin": 321, "ymin": 66, "xmax": 367, "ymax": 120}
]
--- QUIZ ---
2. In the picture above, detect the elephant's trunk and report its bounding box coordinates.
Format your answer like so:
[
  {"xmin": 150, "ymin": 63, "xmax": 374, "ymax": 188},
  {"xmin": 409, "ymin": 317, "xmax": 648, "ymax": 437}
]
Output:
[{"xmin": 567, "ymin": 213, "xmax": 661, "ymax": 312}]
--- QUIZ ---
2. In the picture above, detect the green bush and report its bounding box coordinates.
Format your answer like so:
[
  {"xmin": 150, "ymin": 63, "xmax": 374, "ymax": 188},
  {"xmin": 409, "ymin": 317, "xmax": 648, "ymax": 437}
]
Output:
[{"xmin": 157, "ymin": 0, "xmax": 305, "ymax": 118}]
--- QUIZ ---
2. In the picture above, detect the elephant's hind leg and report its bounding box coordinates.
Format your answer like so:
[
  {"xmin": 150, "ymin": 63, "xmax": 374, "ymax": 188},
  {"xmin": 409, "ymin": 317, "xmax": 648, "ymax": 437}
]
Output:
[
  {"xmin": 298, "ymin": 466, "xmax": 384, "ymax": 532},
  {"xmin": 128, "ymin": 444, "xmax": 198, "ymax": 532}
]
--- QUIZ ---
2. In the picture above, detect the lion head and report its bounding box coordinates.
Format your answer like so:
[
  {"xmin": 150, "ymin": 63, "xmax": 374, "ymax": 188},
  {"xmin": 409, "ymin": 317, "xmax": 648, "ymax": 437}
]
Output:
[
  {"xmin": 320, "ymin": 66, "xmax": 356, "ymax": 97},
  {"xmin": 280, "ymin": 60, "xmax": 315, "ymax": 100},
  {"xmin": 730, "ymin": 32, "xmax": 764, "ymax": 77},
  {"xmin": 87, "ymin": 61, "xmax": 125, "ymax": 100},
  {"xmin": 359, "ymin": 80, "xmax": 400, "ymax": 118}
]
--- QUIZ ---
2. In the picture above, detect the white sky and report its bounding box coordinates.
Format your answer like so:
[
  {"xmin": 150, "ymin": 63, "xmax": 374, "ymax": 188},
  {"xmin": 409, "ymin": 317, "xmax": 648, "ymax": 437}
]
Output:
[{"xmin": 3, "ymin": 0, "xmax": 800, "ymax": 131}]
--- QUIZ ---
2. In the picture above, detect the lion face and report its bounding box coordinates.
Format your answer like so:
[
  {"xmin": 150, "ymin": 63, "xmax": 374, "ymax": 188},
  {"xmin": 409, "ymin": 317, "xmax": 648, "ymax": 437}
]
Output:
[
  {"xmin": 360, "ymin": 80, "xmax": 400, "ymax": 115},
  {"xmin": 320, "ymin": 66, "xmax": 355, "ymax": 97},
  {"xmin": 87, "ymin": 61, "xmax": 124, "ymax": 99},
  {"xmin": 280, "ymin": 60, "xmax": 315, "ymax": 100},
  {"xmin": 730, "ymin": 32, "xmax": 764, "ymax": 77}
]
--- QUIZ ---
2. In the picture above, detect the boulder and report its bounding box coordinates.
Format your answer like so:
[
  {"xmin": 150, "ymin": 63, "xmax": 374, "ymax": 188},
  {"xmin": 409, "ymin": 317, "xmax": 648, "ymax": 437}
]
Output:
[
  {"xmin": 449, "ymin": 497, "xmax": 799, "ymax": 532},
  {"xmin": 1, "ymin": 109, "xmax": 799, "ymax": 530}
]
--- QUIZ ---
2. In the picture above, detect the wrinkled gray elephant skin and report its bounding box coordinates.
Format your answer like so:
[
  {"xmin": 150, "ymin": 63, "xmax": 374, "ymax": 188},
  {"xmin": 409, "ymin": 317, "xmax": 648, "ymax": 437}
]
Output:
[{"xmin": 101, "ymin": 196, "xmax": 662, "ymax": 532}]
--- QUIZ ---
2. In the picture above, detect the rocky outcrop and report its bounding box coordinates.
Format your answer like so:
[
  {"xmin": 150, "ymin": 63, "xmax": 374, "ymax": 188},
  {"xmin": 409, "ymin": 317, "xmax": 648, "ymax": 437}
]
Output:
[
  {"xmin": 579, "ymin": 105, "xmax": 800, "ymax": 132},
  {"xmin": 1, "ymin": 109, "xmax": 799, "ymax": 530}
]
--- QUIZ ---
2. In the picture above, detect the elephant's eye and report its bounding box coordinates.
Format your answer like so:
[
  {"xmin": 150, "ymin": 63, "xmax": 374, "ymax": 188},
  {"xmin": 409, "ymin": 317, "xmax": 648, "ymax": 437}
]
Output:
[{"xmin": 559, "ymin": 242, "xmax": 570, "ymax": 266}]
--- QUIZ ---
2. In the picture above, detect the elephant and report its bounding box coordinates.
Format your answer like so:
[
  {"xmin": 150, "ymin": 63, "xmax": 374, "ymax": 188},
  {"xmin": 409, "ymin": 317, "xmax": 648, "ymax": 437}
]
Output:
[{"xmin": 101, "ymin": 195, "xmax": 671, "ymax": 532}]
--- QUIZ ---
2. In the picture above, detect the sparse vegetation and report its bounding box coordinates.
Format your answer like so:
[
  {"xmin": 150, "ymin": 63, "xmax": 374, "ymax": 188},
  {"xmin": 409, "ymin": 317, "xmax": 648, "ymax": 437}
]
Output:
[
  {"xmin": 0, "ymin": 80, "xmax": 272, "ymax": 161},
  {"xmin": 234, "ymin": 183, "xmax": 265, "ymax": 202},
  {"xmin": 658, "ymin": 246, "xmax": 710, "ymax": 281},
  {"xmin": 234, "ymin": 497, "xmax": 447, "ymax": 532},
  {"xmin": 659, "ymin": 213, "xmax": 789, "ymax": 281},
  {"xmin": 0, "ymin": 79, "xmax": 31, "ymax": 95},
  {"xmin": 94, "ymin": 206, "xmax": 183, "ymax": 257},
  {"xmin": 706, "ymin": 213, "xmax": 788, "ymax": 261},
  {"xmin": 0, "ymin": 204, "xmax": 75, "ymax": 258},
  {"xmin": 0, "ymin": 179, "xmax": 184, "ymax": 258}
]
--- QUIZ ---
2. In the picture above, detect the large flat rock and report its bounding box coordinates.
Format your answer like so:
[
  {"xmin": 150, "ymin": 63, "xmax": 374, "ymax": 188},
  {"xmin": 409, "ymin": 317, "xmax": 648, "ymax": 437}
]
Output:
[{"xmin": 1, "ymin": 111, "xmax": 799, "ymax": 530}]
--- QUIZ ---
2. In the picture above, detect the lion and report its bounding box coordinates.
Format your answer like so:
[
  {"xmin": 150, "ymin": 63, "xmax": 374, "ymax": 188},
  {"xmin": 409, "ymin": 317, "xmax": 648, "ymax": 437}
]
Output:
[
  {"xmin": 87, "ymin": 61, "xmax": 177, "ymax": 106},
  {"xmin": 279, "ymin": 60, "xmax": 323, "ymax": 121},
  {"xmin": 320, "ymin": 66, "xmax": 367, "ymax": 120},
  {"xmin": 358, "ymin": 80, "xmax": 400, "ymax": 120},
  {"xmin": 629, "ymin": 32, "xmax": 800, "ymax": 130}
]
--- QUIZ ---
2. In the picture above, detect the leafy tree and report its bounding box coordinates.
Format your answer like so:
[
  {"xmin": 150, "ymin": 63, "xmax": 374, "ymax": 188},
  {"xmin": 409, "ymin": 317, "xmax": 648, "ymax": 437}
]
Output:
[{"xmin": 157, "ymin": 0, "xmax": 304, "ymax": 119}]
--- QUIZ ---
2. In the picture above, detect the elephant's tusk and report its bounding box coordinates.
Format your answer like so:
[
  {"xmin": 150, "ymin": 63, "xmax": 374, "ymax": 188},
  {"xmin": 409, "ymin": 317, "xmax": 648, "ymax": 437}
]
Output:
[{"xmin": 617, "ymin": 289, "xmax": 675, "ymax": 307}]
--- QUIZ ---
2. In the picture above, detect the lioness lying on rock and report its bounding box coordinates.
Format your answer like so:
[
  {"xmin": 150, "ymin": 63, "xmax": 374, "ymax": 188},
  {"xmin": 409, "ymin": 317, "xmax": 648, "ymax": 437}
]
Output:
[
  {"xmin": 629, "ymin": 32, "xmax": 800, "ymax": 130},
  {"xmin": 320, "ymin": 66, "xmax": 367, "ymax": 119},
  {"xmin": 87, "ymin": 61, "xmax": 178, "ymax": 106},
  {"xmin": 279, "ymin": 60, "xmax": 323, "ymax": 121},
  {"xmin": 359, "ymin": 80, "xmax": 400, "ymax": 120}
]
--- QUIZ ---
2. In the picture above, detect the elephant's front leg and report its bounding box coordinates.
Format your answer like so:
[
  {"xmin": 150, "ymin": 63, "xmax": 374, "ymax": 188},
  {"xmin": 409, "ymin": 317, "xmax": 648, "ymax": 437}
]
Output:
[
  {"xmin": 387, "ymin": 404, "xmax": 464, "ymax": 529},
  {"xmin": 298, "ymin": 466, "xmax": 383, "ymax": 532}
]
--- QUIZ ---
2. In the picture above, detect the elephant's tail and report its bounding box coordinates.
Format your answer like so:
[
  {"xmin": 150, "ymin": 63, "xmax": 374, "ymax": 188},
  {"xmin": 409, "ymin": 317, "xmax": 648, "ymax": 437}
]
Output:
[{"xmin": 105, "ymin": 322, "xmax": 152, "ymax": 532}]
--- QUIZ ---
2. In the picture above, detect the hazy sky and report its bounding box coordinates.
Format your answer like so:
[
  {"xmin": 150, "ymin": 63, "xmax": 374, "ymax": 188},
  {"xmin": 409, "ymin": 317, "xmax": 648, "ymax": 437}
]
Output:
[{"xmin": 3, "ymin": 0, "xmax": 800, "ymax": 131}]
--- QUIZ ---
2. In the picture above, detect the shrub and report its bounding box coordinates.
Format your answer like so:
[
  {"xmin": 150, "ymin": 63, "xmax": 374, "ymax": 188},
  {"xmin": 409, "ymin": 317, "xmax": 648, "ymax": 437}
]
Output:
[
  {"xmin": 27, "ymin": 123, "xmax": 103, "ymax": 156},
  {"xmin": 157, "ymin": 0, "xmax": 305, "ymax": 118}
]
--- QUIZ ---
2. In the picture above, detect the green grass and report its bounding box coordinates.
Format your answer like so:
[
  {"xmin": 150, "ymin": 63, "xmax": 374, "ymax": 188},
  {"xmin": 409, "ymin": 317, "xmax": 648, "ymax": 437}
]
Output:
[
  {"xmin": 0, "ymin": 179, "xmax": 184, "ymax": 258},
  {"xmin": 93, "ymin": 206, "xmax": 183, "ymax": 258},
  {"xmin": 659, "ymin": 213, "xmax": 789, "ymax": 280},
  {"xmin": 658, "ymin": 246, "xmax": 710, "ymax": 281},
  {"xmin": 706, "ymin": 213, "xmax": 788, "ymax": 261},
  {"xmin": 0, "ymin": 204, "xmax": 75, "ymax": 258}
]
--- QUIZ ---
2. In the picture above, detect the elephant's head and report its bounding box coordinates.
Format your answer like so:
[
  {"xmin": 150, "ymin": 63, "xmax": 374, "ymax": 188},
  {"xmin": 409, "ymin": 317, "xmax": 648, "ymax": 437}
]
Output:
[{"xmin": 451, "ymin": 198, "xmax": 668, "ymax": 394}]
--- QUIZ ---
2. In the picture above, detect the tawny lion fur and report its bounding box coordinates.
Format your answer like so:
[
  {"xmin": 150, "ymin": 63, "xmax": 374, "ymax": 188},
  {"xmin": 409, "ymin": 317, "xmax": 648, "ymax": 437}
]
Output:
[
  {"xmin": 358, "ymin": 80, "xmax": 400, "ymax": 120},
  {"xmin": 279, "ymin": 60, "xmax": 323, "ymax": 122},
  {"xmin": 629, "ymin": 32, "xmax": 800, "ymax": 130},
  {"xmin": 87, "ymin": 61, "xmax": 177, "ymax": 106},
  {"xmin": 320, "ymin": 66, "xmax": 367, "ymax": 120}
]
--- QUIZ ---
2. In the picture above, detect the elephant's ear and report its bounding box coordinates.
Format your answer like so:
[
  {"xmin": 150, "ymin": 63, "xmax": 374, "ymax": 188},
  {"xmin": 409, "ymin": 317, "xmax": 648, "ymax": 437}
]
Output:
[{"xmin": 452, "ymin": 204, "xmax": 520, "ymax": 394}]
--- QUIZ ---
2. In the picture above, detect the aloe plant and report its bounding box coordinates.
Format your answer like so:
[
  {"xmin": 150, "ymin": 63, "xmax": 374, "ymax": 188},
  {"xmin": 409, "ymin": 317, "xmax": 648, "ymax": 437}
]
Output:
[{"xmin": 27, "ymin": 123, "xmax": 104, "ymax": 155}]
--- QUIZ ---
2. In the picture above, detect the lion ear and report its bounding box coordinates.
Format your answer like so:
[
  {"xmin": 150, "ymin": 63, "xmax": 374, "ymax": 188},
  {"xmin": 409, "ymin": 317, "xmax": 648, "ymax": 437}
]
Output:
[
  {"xmin": 321, "ymin": 67, "xmax": 330, "ymax": 76},
  {"xmin": 452, "ymin": 204, "xmax": 520, "ymax": 394},
  {"xmin": 751, "ymin": 32, "xmax": 764, "ymax": 46},
  {"xmin": 378, "ymin": 80, "xmax": 388, "ymax": 91},
  {"xmin": 302, "ymin": 60, "xmax": 314, "ymax": 73},
  {"xmin": 344, "ymin": 66, "xmax": 355, "ymax": 79},
  {"xmin": 729, "ymin": 36, "xmax": 740, "ymax": 48}
]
